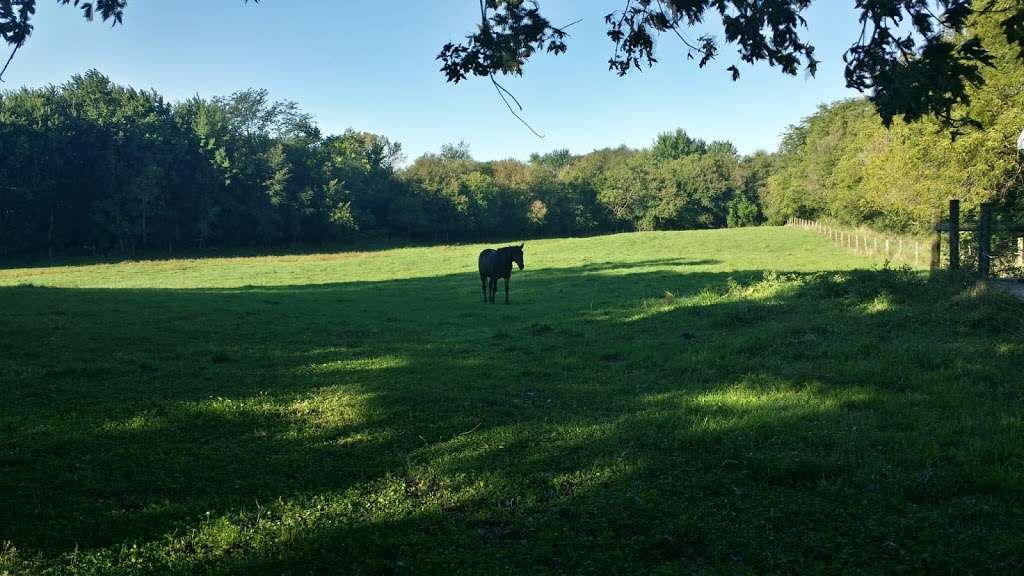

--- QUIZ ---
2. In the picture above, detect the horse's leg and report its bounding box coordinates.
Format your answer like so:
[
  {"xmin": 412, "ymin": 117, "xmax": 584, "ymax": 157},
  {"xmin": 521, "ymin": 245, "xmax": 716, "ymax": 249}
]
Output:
[
  {"xmin": 489, "ymin": 278, "xmax": 497, "ymax": 303},
  {"xmin": 480, "ymin": 273, "xmax": 488, "ymax": 303},
  {"xmin": 504, "ymin": 275, "xmax": 510, "ymax": 304}
]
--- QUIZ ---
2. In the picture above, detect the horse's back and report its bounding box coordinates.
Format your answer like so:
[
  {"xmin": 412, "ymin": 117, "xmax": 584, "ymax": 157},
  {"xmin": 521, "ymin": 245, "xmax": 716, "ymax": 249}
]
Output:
[{"xmin": 478, "ymin": 249, "xmax": 499, "ymax": 276}]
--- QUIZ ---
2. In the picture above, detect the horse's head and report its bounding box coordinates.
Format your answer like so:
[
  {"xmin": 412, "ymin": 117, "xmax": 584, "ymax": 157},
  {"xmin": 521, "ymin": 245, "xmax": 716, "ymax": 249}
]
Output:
[{"xmin": 511, "ymin": 243, "xmax": 524, "ymax": 270}]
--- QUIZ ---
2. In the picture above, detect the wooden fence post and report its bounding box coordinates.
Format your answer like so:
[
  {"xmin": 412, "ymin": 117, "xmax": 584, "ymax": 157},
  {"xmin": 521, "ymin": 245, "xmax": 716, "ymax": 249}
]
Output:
[
  {"xmin": 948, "ymin": 199, "xmax": 960, "ymax": 271},
  {"xmin": 1018, "ymin": 237, "xmax": 1023, "ymax": 268},
  {"xmin": 978, "ymin": 203, "xmax": 993, "ymax": 278}
]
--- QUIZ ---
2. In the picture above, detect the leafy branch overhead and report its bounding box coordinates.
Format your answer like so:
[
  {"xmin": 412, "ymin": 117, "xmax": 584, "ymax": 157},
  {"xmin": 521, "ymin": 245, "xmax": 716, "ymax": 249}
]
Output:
[
  {"xmin": 0, "ymin": 1, "xmax": 124, "ymax": 79},
  {"xmin": 0, "ymin": 0, "xmax": 254, "ymax": 79},
  {"xmin": 1, "ymin": 1, "xmax": 124, "ymax": 47},
  {"xmin": 438, "ymin": 0, "xmax": 569, "ymax": 82},
  {"xmin": 438, "ymin": 0, "xmax": 1024, "ymax": 131},
  {"xmin": 3, "ymin": 0, "xmax": 1024, "ymax": 132}
]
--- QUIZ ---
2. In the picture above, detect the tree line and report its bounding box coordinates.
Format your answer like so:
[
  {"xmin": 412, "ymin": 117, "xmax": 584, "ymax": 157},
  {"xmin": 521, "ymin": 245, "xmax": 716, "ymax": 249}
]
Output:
[
  {"xmin": 763, "ymin": 8, "xmax": 1024, "ymax": 234},
  {"xmin": 0, "ymin": 71, "xmax": 768, "ymax": 257},
  {"xmin": 3, "ymin": 5, "xmax": 1021, "ymax": 259}
]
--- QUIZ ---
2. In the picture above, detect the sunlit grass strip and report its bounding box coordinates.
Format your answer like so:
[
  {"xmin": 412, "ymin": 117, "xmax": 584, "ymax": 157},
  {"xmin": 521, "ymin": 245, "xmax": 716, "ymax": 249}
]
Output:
[{"xmin": 2, "ymin": 228, "xmax": 1022, "ymax": 574}]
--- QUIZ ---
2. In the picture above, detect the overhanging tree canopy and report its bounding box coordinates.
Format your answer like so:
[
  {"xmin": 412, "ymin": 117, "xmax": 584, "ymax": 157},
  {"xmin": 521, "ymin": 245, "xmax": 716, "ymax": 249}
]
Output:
[
  {"xmin": 439, "ymin": 0, "xmax": 1024, "ymax": 132},
  {"xmin": 2, "ymin": 0, "xmax": 1024, "ymax": 132}
]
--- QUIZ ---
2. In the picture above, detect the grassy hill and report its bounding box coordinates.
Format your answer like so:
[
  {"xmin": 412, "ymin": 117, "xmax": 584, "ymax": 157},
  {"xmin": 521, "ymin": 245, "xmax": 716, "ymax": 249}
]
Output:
[{"xmin": 1, "ymin": 227, "xmax": 1022, "ymax": 575}]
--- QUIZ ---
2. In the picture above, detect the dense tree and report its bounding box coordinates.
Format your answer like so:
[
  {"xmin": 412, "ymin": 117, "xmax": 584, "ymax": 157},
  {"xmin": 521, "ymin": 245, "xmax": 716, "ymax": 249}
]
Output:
[
  {"xmin": 729, "ymin": 152, "xmax": 772, "ymax": 228},
  {"xmin": 0, "ymin": 71, "xmax": 411, "ymax": 254},
  {"xmin": 0, "ymin": 71, "xmax": 766, "ymax": 256},
  {"xmin": 764, "ymin": 4, "xmax": 1024, "ymax": 232},
  {"xmin": 529, "ymin": 148, "xmax": 574, "ymax": 172},
  {"xmin": 650, "ymin": 129, "xmax": 707, "ymax": 161}
]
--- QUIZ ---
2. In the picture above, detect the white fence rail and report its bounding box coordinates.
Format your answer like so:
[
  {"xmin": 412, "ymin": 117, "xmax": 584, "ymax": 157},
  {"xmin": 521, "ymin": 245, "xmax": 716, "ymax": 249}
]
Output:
[{"xmin": 787, "ymin": 218, "xmax": 930, "ymax": 269}]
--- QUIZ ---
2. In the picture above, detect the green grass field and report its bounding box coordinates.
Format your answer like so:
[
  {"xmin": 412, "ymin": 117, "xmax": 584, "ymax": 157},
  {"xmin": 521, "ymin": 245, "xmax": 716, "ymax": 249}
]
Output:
[{"xmin": 1, "ymin": 227, "xmax": 1022, "ymax": 575}]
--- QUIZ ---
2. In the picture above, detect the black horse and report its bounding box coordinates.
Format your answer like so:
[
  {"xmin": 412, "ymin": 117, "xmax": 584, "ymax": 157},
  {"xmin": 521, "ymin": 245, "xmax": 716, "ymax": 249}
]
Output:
[{"xmin": 478, "ymin": 244, "xmax": 524, "ymax": 304}]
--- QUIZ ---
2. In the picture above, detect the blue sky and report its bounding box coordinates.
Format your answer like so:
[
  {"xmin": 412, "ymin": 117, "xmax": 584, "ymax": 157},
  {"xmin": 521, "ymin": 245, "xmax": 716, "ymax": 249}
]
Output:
[{"xmin": 7, "ymin": 1, "xmax": 864, "ymax": 162}]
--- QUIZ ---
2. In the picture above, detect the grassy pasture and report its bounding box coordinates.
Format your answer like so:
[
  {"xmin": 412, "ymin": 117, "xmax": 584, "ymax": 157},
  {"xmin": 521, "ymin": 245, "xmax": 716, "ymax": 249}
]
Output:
[{"xmin": 1, "ymin": 227, "xmax": 1022, "ymax": 575}]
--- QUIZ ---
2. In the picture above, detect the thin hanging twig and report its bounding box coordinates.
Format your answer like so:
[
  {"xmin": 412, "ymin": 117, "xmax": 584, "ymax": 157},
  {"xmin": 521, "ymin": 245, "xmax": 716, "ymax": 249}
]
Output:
[
  {"xmin": 654, "ymin": 0, "xmax": 705, "ymax": 54},
  {"xmin": 0, "ymin": 43, "xmax": 22, "ymax": 82},
  {"xmin": 490, "ymin": 74, "xmax": 545, "ymax": 138},
  {"xmin": 476, "ymin": 0, "xmax": 551, "ymax": 138}
]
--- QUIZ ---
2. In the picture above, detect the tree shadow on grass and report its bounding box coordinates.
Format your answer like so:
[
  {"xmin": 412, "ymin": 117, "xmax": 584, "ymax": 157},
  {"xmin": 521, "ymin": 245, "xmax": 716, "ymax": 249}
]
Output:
[
  {"xmin": 0, "ymin": 237, "xmax": 486, "ymax": 271},
  {"xmin": 1, "ymin": 264, "xmax": 1023, "ymax": 574},
  {"xmin": 0, "ymin": 230, "xmax": 652, "ymax": 272}
]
